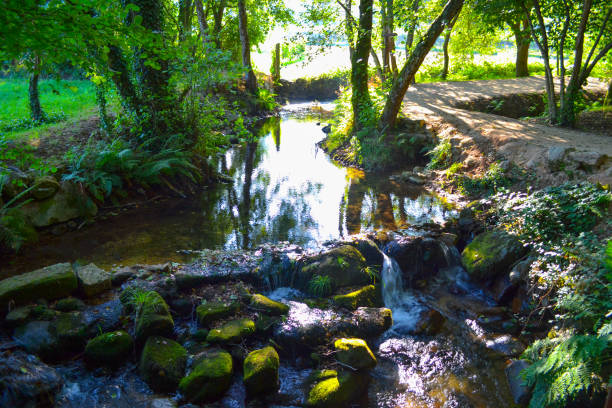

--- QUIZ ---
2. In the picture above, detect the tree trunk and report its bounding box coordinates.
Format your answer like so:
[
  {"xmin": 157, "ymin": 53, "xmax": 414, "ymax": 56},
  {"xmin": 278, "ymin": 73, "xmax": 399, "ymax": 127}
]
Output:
[
  {"xmin": 343, "ymin": 0, "xmax": 355, "ymax": 60},
  {"xmin": 514, "ymin": 19, "xmax": 530, "ymax": 77},
  {"xmin": 108, "ymin": 45, "xmax": 139, "ymax": 113},
  {"xmin": 442, "ymin": 30, "xmax": 451, "ymax": 79},
  {"xmin": 370, "ymin": 49, "xmax": 384, "ymax": 82},
  {"xmin": 381, "ymin": 1, "xmax": 390, "ymax": 77},
  {"xmin": 351, "ymin": 0, "xmax": 374, "ymax": 132},
  {"xmin": 178, "ymin": 0, "xmax": 193, "ymax": 42},
  {"xmin": 405, "ymin": 0, "xmax": 420, "ymax": 57},
  {"xmin": 212, "ymin": 0, "xmax": 226, "ymax": 48},
  {"xmin": 195, "ymin": 0, "xmax": 210, "ymax": 48},
  {"xmin": 379, "ymin": 0, "xmax": 464, "ymax": 130},
  {"xmin": 29, "ymin": 56, "xmax": 44, "ymax": 122},
  {"xmin": 238, "ymin": 0, "xmax": 258, "ymax": 94},
  {"xmin": 272, "ymin": 43, "xmax": 281, "ymax": 85}
]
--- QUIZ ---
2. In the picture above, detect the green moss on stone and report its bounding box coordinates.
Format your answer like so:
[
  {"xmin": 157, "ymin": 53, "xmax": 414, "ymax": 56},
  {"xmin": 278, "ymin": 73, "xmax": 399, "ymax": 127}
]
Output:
[
  {"xmin": 139, "ymin": 336, "xmax": 187, "ymax": 393},
  {"xmin": 333, "ymin": 338, "xmax": 377, "ymax": 370},
  {"xmin": 55, "ymin": 297, "xmax": 85, "ymax": 312},
  {"xmin": 134, "ymin": 291, "xmax": 174, "ymax": 343},
  {"xmin": 85, "ymin": 330, "xmax": 133, "ymax": 367},
  {"xmin": 243, "ymin": 346, "xmax": 280, "ymax": 395},
  {"xmin": 206, "ymin": 318, "xmax": 255, "ymax": 344},
  {"xmin": 250, "ymin": 294, "xmax": 289, "ymax": 315},
  {"xmin": 196, "ymin": 301, "xmax": 240, "ymax": 326},
  {"xmin": 53, "ymin": 311, "xmax": 89, "ymax": 351},
  {"xmin": 178, "ymin": 350, "xmax": 233, "ymax": 403},
  {"xmin": 0, "ymin": 263, "xmax": 77, "ymax": 308},
  {"xmin": 333, "ymin": 285, "xmax": 379, "ymax": 310},
  {"xmin": 461, "ymin": 230, "xmax": 527, "ymax": 281},
  {"xmin": 306, "ymin": 370, "xmax": 367, "ymax": 408},
  {"xmin": 301, "ymin": 246, "xmax": 369, "ymax": 291}
]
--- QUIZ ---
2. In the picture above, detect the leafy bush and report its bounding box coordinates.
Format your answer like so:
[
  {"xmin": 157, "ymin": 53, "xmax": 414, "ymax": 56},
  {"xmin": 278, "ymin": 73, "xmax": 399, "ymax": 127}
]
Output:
[
  {"xmin": 426, "ymin": 139, "xmax": 452, "ymax": 170},
  {"xmin": 457, "ymin": 162, "xmax": 513, "ymax": 196}
]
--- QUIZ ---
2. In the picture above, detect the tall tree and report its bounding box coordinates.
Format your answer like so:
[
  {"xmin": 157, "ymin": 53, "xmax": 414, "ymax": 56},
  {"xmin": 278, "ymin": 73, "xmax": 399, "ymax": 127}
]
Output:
[
  {"xmin": 379, "ymin": 0, "xmax": 465, "ymax": 130},
  {"xmin": 351, "ymin": 0, "xmax": 374, "ymax": 131},
  {"xmin": 28, "ymin": 54, "xmax": 44, "ymax": 122},
  {"xmin": 238, "ymin": 0, "xmax": 259, "ymax": 94},
  {"xmin": 441, "ymin": 13, "xmax": 460, "ymax": 79}
]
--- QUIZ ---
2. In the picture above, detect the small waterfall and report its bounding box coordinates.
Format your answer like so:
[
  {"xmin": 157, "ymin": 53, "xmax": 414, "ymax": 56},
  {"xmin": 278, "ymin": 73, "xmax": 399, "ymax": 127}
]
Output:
[{"xmin": 382, "ymin": 253, "xmax": 404, "ymax": 308}]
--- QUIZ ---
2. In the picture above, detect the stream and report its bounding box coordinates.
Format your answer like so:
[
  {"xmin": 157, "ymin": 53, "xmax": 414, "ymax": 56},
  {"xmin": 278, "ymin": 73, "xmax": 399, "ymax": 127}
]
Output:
[{"xmin": 2, "ymin": 102, "xmax": 517, "ymax": 407}]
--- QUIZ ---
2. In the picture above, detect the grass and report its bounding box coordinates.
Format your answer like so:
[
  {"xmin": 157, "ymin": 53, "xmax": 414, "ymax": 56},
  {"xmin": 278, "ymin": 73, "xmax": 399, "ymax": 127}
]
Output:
[
  {"xmin": 0, "ymin": 78, "xmax": 99, "ymax": 139},
  {"xmin": 415, "ymin": 61, "xmax": 546, "ymax": 83}
]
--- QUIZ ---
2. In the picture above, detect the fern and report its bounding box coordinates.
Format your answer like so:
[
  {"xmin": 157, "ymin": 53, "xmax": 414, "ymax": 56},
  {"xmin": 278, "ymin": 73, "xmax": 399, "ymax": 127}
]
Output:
[
  {"xmin": 522, "ymin": 334, "xmax": 611, "ymax": 408},
  {"xmin": 308, "ymin": 275, "xmax": 333, "ymax": 298}
]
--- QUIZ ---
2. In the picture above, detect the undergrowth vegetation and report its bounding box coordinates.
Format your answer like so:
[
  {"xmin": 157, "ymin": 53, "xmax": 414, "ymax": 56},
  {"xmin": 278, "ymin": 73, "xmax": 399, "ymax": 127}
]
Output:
[
  {"xmin": 486, "ymin": 183, "xmax": 612, "ymax": 407},
  {"xmin": 415, "ymin": 60, "xmax": 546, "ymax": 82}
]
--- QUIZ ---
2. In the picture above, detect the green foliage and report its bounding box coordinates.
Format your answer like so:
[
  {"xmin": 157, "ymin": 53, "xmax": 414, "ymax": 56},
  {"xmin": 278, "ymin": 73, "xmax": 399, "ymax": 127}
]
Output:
[
  {"xmin": 416, "ymin": 61, "xmax": 546, "ymax": 83},
  {"xmin": 308, "ymin": 275, "xmax": 333, "ymax": 298},
  {"xmin": 522, "ymin": 333, "xmax": 611, "ymax": 408},
  {"xmin": 426, "ymin": 139, "xmax": 452, "ymax": 170},
  {"xmin": 457, "ymin": 162, "xmax": 513, "ymax": 196},
  {"xmin": 256, "ymin": 88, "xmax": 278, "ymax": 112}
]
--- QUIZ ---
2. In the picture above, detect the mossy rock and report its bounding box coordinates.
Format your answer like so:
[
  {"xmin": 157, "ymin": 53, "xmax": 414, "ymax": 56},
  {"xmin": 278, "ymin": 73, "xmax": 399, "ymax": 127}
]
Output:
[
  {"xmin": 139, "ymin": 336, "xmax": 187, "ymax": 393},
  {"xmin": 31, "ymin": 176, "xmax": 60, "ymax": 200},
  {"xmin": 178, "ymin": 350, "xmax": 233, "ymax": 403},
  {"xmin": 243, "ymin": 346, "xmax": 280, "ymax": 396},
  {"xmin": 0, "ymin": 263, "xmax": 77, "ymax": 308},
  {"xmin": 5, "ymin": 304, "xmax": 56, "ymax": 328},
  {"xmin": 333, "ymin": 338, "xmax": 376, "ymax": 370},
  {"xmin": 77, "ymin": 263, "xmax": 111, "ymax": 298},
  {"xmin": 134, "ymin": 291, "xmax": 174, "ymax": 343},
  {"xmin": 206, "ymin": 318, "xmax": 255, "ymax": 344},
  {"xmin": 306, "ymin": 370, "xmax": 368, "ymax": 408},
  {"xmin": 333, "ymin": 285, "xmax": 380, "ymax": 310},
  {"xmin": 192, "ymin": 329, "xmax": 210, "ymax": 342},
  {"xmin": 55, "ymin": 297, "xmax": 85, "ymax": 312},
  {"xmin": 196, "ymin": 301, "xmax": 240, "ymax": 327},
  {"xmin": 85, "ymin": 330, "xmax": 133, "ymax": 368},
  {"xmin": 250, "ymin": 294, "xmax": 289, "ymax": 316},
  {"xmin": 53, "ymin": 311, "xmax": 90, "ymax": 351},
  {"xmin": 300, "ymin": 246, "xmax": 369, "ymax": 291},
  {"xmin": 462, "ymin": 230, "xmax": 527, "ymax": 281}
]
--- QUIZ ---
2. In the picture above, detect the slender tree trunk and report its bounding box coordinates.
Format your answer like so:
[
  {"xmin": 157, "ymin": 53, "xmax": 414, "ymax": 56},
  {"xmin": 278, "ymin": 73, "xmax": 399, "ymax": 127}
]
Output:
[
  {"xmin": 344, "ymin": 0, "xmax": 355, "ymax": 60},
  {"xmin": 351, "ymin": 0, "xmax": 374, "ymax": 132},
  {"xmin": 178, "ymin": 0, "xmax": 193, "ymax": 42},
  {"xmin": 212, "ymin": 0, "xmax": 226, "ymax": 48},
  {"xmin": 29, "ymin": 56, "xmax": 44, "ymax": 122},
  {"xmin": 108, "ymin": 45, "xmax": 139, "ymax": 112},
  {"xmin": 370, "ymin": 49, "xmax": 384, "ymax": 81},
  {"xmin": 405, "ymin": 0, "xmax": 420, "ymax": 57},
  {"xmin": 238, "ymin": 0, "xmax": 258, "ymax": 94},
  {"xmin": 195, "ymin": 0, "xmax": 210, "ymax": 48},
  {"xmin": 381, "ymin": 1, "xmax": 390, "ymax": 77},
  {"xmin": 442, "ymin": 14, "xmax": 458, "ymax": 79},
  {"xmin": 386, "ymin": 0, "xmax": 398, "ymax": 77},
  {"xmin": 379, "ymin": 0, "xmax": 464, "ymax": 130},
  {"xmin": 272, "ymin": 43, "xmax": 281, "ymax": 85},
  {"xmin": 513, "ymin": 18, "xmax": 530, "ymax": 77}
]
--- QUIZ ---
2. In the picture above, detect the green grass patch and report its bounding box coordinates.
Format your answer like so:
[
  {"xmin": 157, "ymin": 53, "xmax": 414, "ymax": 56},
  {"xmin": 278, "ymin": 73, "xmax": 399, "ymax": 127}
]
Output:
[
  {"xmin": 0, "ymin": 79, "xmax": 98, "ymax": 138},
  {"xmin": 416, "ymin": 61, "xmax": 546, "ymax": 83}
]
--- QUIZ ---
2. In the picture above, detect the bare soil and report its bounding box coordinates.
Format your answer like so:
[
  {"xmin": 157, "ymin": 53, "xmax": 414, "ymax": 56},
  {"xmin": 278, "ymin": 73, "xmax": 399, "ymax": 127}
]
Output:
[{"xmin": 401, "ymin": 76, "xmax": 611, "ymax": 186}]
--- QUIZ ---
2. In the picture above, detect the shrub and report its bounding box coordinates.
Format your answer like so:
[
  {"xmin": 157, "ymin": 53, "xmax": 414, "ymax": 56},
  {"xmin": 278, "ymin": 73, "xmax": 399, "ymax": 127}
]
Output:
[{"xmin": 308, "ymin": 275, "xmax": 333, "ymax": 298}]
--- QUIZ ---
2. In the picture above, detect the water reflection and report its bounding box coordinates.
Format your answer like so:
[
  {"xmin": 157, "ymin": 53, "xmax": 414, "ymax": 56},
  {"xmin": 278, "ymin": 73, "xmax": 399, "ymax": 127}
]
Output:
[{"xmin": 3, "ymin": 106, "xmax": 456, "ymax": 275}]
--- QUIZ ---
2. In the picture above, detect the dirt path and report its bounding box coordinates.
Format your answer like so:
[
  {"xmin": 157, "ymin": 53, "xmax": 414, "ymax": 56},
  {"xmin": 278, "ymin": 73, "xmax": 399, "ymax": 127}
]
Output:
[{"xmin": 401, "ymin": 76, "xmax": 611, "ymax": 185}]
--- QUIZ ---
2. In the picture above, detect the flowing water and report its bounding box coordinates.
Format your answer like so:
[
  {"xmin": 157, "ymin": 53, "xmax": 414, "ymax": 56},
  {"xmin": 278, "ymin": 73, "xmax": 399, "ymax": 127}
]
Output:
[{"xmin": 2, "ymin": 102, "xmax": 454, "ymax": 277}]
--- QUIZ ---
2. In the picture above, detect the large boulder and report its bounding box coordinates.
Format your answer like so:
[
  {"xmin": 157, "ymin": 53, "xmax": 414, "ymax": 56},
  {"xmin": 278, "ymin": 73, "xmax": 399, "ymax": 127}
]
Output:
[
  {"xmin": 179, "ymin": 350, "xmax": 233, "ymax": 403},
  {"xmin": 206, "ymin": 318, "xmax": 255, "ymax": 344},
  {"xmin": 196, "ymin": 301, "xmax": 240, "ymax": 327},
  {"xmin": 133, "ymin": 291, "xmax": 174, "ymax": 343},
  {"xmin": 84, "ymin": 330, "xmax": 134, "ymax": 368},
  {"xmin": 249, "ymin": 294, "xmax": 289, "ymax": 315},
  {"xmin": 243, "ymin": 346, "xmax": 280, "ymax": 396},
  {"xmin": 53, "ymin": 311, "xmax": 90, "ymax": 352},
  {"xmin": 353, "ymin": 307, "xmax": 393, "ymax": 338},
  {"xmin": 462, "ymin": 230, "xmax": 527, "ymax": 281},
  {"xmin": 306, "ymin": 370, "xmax": 368, "ymax": 408},
  {"xmin": 139, "ymin": 336, "xmax": 187, "ymax": 393},
  {"xmin": 5, "ymin": 304, "xmax": 56, "ymax": 328},
  {"xmin": 0, "ymin": 263, "xmax": 78, "ymax": 308},
  {"xmin": 505, "ymin": 359, "xmax": 532, "ymax": 405},
  {"xmin": 333, "ymin": 338, "xmax": 376, "ymax": 370},
  {"xmin": 300, "ymin": 246, "xmax": 369, "ymax": 291},
  {"xmin": 333, "ymin": 285, "xmax": 381, "ymax": 310},
  {"xmin": 30, "ymin": 176, "xmax": 60, "ymax": 201},
  {"xmin": 384, "ymin": 236, "xmax": 450, "ymax": 286},
  {"xmin": 0, "ymin": 350, "xmax": 63, "ymax": 407},
  {"xmin": 20, "ymin": 182, "xmax": 97, "ymax": 227},
  {"xmin": 76, "ymin": 263, "xmax": 111, "ymax": 298},
  {"xmin": 13, "ymin": 321, "xmax": 58, "ymax": 359}
]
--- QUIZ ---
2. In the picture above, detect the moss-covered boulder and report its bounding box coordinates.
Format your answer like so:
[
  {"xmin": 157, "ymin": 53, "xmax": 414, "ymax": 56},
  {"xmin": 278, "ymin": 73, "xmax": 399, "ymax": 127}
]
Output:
[
  {"xmin": 13, "ymin": 321, "xmax": 58, "ymax": 359},
  {"xmin": 0, "ymin": 263, "xmax": 77, "ymax": 308},
  {"xmin": 300, "ymin": 246, "xmax": 369, "ymax": 291},
  {"xmin": 333, "ymin": 285, "xmax": 380, "ymax": 310},
  {"xmin": 5, "ymin": 304, "xmax": 56, "ymax": 328},
  {"xmin": 31, "ymin": 176, "xmax": 60, "ymax": 200},
  {"xmin": 354, "ymin": 307, "xmax": 393, "ymax": 338},
  {"xmin": 85, "ymin": 330, "xmax": 133, "ymax": 368},
  {"xmin": 249, "ymin": 294, "xmax": 289, "ymax": 316},
  {"xmin": 243, "ymin": 346, "xmax": 280, "ymax": 396},
  {"xmin": 462, "ymin": 230, "xmax": 527, "ymax": 281},
  {"xmin": 134, "ymin": 291, "xmax": 174, "ymax": 343},
  {"xmin": 55, "ymin": 297, "xmax": 85, "ymax": 312},
  {"xmin": 206, "ymin": 318, "xmax": 255, "ymax": 344},
  {"xmin": 333, "ymin": 338, "xmax": 377, "ymax": 370},
  {"xmin": 76, "ymin": 263, "xmax": 111, "ymax": 298},
  {"xmin": 53, "ymin": 311, "xmax": 90, "ymax": 351},
  {"xmin": 196, "ymin": 301, "xmax": 240, "ymax": 327},
  {"xmin": 139, "ymin": 336, "xmax": 187, "ymax": 393},
  {"xmin": 306, "ymin": 370, "xmax": 368, "ymax": 408},
  {"xmin": 178, "ymin": 350, "xmax": 233, "ymax": 403}
]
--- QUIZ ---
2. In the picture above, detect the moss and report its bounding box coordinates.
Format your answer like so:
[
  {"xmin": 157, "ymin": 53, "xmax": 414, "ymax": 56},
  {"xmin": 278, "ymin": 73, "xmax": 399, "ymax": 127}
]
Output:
[
  {"xmin": 53, "ymin": 311, "xmax": 89, "ymax": 351},
  {"xmin": 333, "ymin": 338, "xmax": 377, "ymax": 370},
  {"xmin": 306, "ymin": 370, "xmax": 367, "ymax": 408},
  {"xmin": 196, "ymin": 301, "xmax": 240, "ymax": 326},
  {"xmin": 0, "ymin": 263, "xmax": 77, "ymax": 308},
  {"xmin": 179, "ymin": 350, "xmax": 233, "ymax": 403},
  {"xmin": 139, "ymin": 336, "xmax": 187, "ymax": 393},
  {"xmin": 462, "ymin": 230, "xmax": 527, "ymax": 281},
  {"xmin": 134, "ymin": 291, "xmax": 174, "ymax": 343},
  {"xmin": 250, "ymin": 294, "xmax": 289, "ymax": 315},
  {"xmin": 85, "ymin": 330, "xmax": 133, "ymax": 367},
  {"xmin": 243, "ymin": 346, "xmax": 280, "ymax": 396},
  {"xmin": 55, "ymin": 297, "xmax": 85, "ymax": 312},
  {"xmin": 192, "ymin": 329, "xmax": 210, "ymax": 342},
  {"xmin": 332, "ymin": 285, "xmax": 379, "ymax": 310},
  {"xmin": 206, "ymin": 318, "xmax": 255, "ymax": 344}
]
